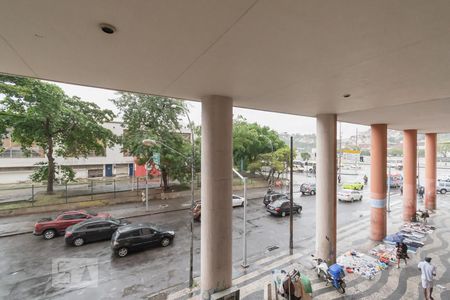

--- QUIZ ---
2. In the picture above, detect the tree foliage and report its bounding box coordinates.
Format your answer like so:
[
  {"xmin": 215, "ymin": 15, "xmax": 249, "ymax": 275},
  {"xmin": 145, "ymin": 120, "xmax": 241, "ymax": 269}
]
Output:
[
  {"xmin": 233, "ymin": 116, "xmax": 285, "ymax": 170},
  {"xmin": 0, "ymin": 75, "xmax": 117, "ymax": 192},
  {"xmin": 112, "ymin": 93, "xmax": 196, "ymax": 190},
  {"xmin": 300, "ymin": 152, "xmax": 311, "ymax": 161},
  {"xmin": 30, "ymin": 162, "xmax": 76, "ymax": 184},
  {"xmin": 248, "ymin": 146, "xmax": 296, "ymax": 183},
  {"xmin": 438, "ymin": 142, "xmax": 450, "ymax": 158}
]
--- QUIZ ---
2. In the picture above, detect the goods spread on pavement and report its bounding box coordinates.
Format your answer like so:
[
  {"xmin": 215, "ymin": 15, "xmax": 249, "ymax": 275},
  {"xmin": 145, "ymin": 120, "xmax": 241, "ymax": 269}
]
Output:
[{"xmin": 337, "ymin": 221, "xmax": 435, "ymax": 280}]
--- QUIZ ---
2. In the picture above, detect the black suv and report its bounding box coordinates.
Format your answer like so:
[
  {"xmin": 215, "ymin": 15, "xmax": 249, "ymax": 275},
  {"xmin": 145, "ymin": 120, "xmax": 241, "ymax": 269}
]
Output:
[
  {"xmin": 300, "ymin": 183, "xmax": 316, "ymax": 196},
  {"xmin": 266, "ymin": 199, "xmax": 302, "ymax": 217},
  {"xmin": 111, "ymin": 223, "xmax": 175, "ymax": 257},
  {"xmin": 263, "ymin": 192, "xmax": 288, "ymax": 207},
  {"xmin": 65, "ymin": 217, "xmax": 130, "ymax": 247}
]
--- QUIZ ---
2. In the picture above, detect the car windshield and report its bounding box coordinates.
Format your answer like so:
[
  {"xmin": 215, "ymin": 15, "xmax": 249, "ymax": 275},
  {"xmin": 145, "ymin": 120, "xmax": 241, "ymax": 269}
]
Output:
[
  {"xmin": 86, "ymin": 210, "xmax": 98, "ymax": 216},
  {"xmin": 271, "ymin": 199, "xmax": 288, "ymax": 207}
]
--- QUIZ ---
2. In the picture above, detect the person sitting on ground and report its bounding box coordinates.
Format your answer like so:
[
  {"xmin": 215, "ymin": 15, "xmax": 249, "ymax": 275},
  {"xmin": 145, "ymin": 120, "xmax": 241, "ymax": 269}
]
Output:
[{"xmin": 396, "ymin": 241, "xmax": 408, "ymax": 268}]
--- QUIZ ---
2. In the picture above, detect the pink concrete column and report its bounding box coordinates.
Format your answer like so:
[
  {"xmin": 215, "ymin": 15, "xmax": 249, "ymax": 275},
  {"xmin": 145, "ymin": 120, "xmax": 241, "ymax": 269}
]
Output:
[
  {"xmin": 200, "ymin": 95, "xmax": 233, "ymax": 299},
  {"xmin": 315, "ymin": 114, "xmax": 337, "ymax": 264},
  {"xmin": 403, "ymin": 130, "xmax": 417, "ymax": 221},
  {"xmin": 425, "ymin": 133, "xmax": 437, "ymax": 210},
  {"xmin": 370, "ymin": 124, "xmax": 387, "ymax": 241}
]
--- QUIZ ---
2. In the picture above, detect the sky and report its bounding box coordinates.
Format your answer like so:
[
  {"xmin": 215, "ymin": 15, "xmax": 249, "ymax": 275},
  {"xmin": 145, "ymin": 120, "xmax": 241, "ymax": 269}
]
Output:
[{"xmin": 55, "ymin": 82, "xmax": 369, "ymax": 138}]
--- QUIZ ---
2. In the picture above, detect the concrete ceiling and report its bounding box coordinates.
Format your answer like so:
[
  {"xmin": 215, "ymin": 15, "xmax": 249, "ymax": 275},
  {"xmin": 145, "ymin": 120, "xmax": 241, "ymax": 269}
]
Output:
[{"xmin": 1, "ymin": 0, "xmax": 450, "ymax": 132}]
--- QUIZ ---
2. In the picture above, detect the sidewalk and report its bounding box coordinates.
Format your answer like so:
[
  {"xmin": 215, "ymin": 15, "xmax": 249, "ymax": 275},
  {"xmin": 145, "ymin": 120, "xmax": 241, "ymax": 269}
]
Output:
[
  {"xmin": 157, "ymin": 195, "xmax": 450, "ymax": 300},
  {"xmin": 0, "ymin": 187, "xmax": 268, "ymax": 238}
]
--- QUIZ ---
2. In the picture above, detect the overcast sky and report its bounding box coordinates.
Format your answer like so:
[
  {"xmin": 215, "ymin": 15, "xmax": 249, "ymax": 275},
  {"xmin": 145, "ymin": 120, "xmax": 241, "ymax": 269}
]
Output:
[{"xmin": 55, "ymin": 81, "xmax": 368, "ymax": 138}]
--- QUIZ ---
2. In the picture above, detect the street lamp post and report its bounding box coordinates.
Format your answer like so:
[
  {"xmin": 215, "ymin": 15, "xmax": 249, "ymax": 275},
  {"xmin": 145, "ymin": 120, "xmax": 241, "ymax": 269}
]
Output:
[
  {"xmin": 233, "ymin": 168, "xmax": 248, "ymax": 268},
  {"xmin": 143, "ymin": 138, "xmax": 195, "ymax": 287},
  {"xmin": 145, "ymin": 158, "xmax": 150, "ymax": 211},
  {"xmin": 143, "ymin": 105, "xmax": 196, "ymax": 288}
]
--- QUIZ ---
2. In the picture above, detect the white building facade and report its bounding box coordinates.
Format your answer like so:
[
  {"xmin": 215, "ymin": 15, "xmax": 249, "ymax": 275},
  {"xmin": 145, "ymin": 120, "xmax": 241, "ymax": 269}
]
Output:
[{"xmin": 0, "ymin": 122, "xmax": 134, "ymax": 184}]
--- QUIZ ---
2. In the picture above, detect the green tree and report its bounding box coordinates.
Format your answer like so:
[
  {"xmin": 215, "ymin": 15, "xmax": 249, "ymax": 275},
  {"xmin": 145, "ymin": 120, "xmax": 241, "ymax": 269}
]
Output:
[
  {"xmin": 388, "ymin": 148, "xmax": 403, "ymax": 157},
  {"xmin": 113, "ymin": 93, "xmax": 195, "ymax": 190},
  {"xmin": 0, "ymin": 75, "xmax": 116, "ymax": 192},
  {"xmin": 233, "ymin": 116, "xmax": 285, "ymax": 170},
  {"xmin": 300, "ymin": 152, "xmax": 311, "ymax": 161},
  {"xmin": 438, "ymin": 142, "xmax": 450, "ymax": 158},
  {"xmin": 248, "ymin": 146, "xmax": 296, "ymax": 183}
]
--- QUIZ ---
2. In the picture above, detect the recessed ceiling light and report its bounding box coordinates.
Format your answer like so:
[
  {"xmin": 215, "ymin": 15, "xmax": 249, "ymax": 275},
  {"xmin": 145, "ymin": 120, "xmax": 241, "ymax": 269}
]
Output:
[
  {"xmin": 343, "ymin": 94, "xmax": 351, "ymax": 98},
  {"xmin": 100, "ymin": 23, "xmax": 116, "ymax": 34}
]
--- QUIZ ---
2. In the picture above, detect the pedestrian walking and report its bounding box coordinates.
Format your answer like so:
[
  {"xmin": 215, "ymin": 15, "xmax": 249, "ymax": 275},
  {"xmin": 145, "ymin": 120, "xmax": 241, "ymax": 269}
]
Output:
[
  {"xmin": 419, "ymin": 186, "xmax": 425, "ymax": 199},
  {"xmin": 338, "ymin": 175, "xmax": 341, "ymax": 184},
  {"xmin": 418, "ymin": 257, "xmax": 437, "ymax": 300},
  {"xmin": 396, "ymin": 241, "xmax": 408, "ymax": 268}
]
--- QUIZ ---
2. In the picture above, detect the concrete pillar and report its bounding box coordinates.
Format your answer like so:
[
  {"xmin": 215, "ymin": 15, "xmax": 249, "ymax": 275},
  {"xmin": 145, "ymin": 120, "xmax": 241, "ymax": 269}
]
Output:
[
  {"xmin": 403, "ymin": 130, "xmax": 417, "ymax": 221},
  {"xmin": 370, "ymin": 124, "xmax": 387, "ymax": 241},
  {"xmin": 425, "ymin": 133, "xmax": 437, "ymax": 210},
  {"xmin": 200, "ymin": 95, "xmax": 233, "ymax": 299},
  {"xmin": 315, "ymin": 114, "xmax": 337, "ymax": 264}
]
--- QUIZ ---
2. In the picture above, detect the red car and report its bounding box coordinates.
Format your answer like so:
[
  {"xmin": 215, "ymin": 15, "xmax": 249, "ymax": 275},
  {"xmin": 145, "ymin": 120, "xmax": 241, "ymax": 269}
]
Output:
[{"xmin": 33, "ymin": 210, "xmax": 111, "ymax": 240}]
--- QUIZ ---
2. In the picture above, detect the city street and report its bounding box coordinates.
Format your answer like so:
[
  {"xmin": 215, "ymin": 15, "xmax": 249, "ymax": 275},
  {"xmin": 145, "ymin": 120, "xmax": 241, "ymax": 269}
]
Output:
[
  {"xmin": 0, "ymin": 175, "xmax": 394, "ymax": 300},
  {"xmin": 2, "ymin": 166, "xmax": 450, "ymax": 300}
]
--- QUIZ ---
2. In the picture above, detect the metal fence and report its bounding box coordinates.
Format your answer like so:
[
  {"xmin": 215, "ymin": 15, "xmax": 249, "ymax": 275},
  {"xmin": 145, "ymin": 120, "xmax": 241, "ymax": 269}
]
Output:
[{"xmin": 0, "ymin": 176, "xmax": 162, "ymax": 207}]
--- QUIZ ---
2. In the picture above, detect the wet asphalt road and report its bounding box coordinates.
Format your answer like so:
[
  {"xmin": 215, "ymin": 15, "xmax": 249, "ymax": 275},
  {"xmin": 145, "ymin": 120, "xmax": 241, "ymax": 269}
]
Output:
[{"xmin": 0, "ymin": 184, "xmax": 385, "ymax": 300}]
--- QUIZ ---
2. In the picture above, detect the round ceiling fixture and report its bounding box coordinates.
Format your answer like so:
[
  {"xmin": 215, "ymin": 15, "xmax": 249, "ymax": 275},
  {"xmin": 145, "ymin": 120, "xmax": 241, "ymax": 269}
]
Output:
[
  {"xmin": 343, "ymin": 94, "xmax": 351, "ymax": 98},
  {"xmin": 99, "ymin": 23, "xmax": 116, "ymax": 34}
]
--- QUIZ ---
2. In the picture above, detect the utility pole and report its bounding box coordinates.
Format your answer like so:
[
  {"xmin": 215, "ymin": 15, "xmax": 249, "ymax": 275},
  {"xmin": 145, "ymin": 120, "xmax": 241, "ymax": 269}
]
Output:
[
  {"xmin": 289, "ymin": 136, "xmax": 294, "ymax": 255},
  {"xmin": 339, "ymin": 123, "xmax": 342, "ymax": 181}
]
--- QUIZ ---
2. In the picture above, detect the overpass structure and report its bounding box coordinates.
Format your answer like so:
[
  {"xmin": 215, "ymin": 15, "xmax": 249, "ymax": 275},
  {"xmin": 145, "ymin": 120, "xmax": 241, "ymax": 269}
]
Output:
[{"xmin": 0, "ymin": 1, "xmax": 446, "ymax": 298}]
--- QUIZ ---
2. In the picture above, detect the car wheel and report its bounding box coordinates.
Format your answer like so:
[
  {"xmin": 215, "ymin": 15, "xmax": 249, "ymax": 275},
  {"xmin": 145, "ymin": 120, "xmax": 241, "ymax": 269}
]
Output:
[
  {"xmin": 43, "ymin": 229, "xmax": 56, "ymax": 240},
  {"xmin": 281, "ymin": 212, "xmax": 286, "ymax": 217},
  {"xmin": 311, "ymin": 190, "xmax": 316, "ymax": 195},
  {"xmin": 440, "ymin": 189, "xmax": 447, "ymax": 194},
  {"xmin": 73, "ymin": 237, "xmax": 85, "ymax": 247},
  {"xmin": 296, "ymin": 208, "xmax": 301, "ymax": 214},
  {"xmin": 161, "ymin": 237, "xmax": 171, "ymax": 247},
  {"xmin": 241, "ymin": 201, "xmax": 244, "ymax": 207},
  {"xmin": 117, "ymin": 247, "xmax": 128, "ymax": 257},
  {"xmin": 360, "ymin": 196, "xmax": 363, "ymax": 201}
]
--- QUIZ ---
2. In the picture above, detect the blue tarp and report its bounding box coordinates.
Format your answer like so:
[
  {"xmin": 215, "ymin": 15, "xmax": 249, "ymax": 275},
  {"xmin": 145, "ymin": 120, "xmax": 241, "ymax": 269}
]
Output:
[{"xmin": 384, "ymin": 233, "xmax": 404, "ymax": 244}]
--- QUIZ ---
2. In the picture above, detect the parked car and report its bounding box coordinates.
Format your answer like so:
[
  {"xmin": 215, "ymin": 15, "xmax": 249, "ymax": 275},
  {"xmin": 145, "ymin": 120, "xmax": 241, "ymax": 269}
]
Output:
[
  {"xmin": 342, "ymin": 182, "xmax": 364, "ymax": 190},
  {"xmin": 232, "ymin": 195, "xmax": 245, "ymax": 207},
  {"xmin": 193, "ymin": 202, "xmax": 201, "ymax": 221},
  {"xmin": 193, "ymin": 194, "xmax": 244, "ymax": 222},
  {"xmin": 437, "ymin": 180, "xmax": 450, "ymax": 194},
  {"xmin": 33, "ymin": 210, "xmax": 111, "ymax": 240},
  {"xmin": 111, "ymin": 223, "xmax": 175, "ymax": 257},
  {"xmin": 263, "ymin": 192, "xmax": 288, "ymax": 207},
  {"xmin": 338, "ymin": 189, "xmax": 363, "ymax": 202},
  {"xmin": 65, "ymin": 217, "xmax": 130, "ymax": 246},
  {"xmin": 266, "ymin": 199, "xmax": 302, "ymax": 217},
  {"xmin": 300, "ymin": 183, "xmax": 316, "ymax": 196}
]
